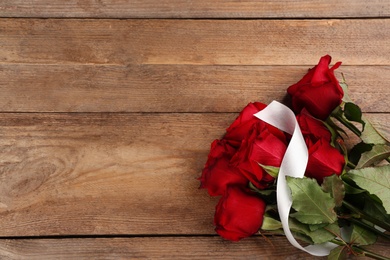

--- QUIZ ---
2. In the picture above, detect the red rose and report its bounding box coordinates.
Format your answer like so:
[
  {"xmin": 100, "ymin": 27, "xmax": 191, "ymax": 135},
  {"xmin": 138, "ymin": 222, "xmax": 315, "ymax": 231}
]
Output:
[
  {"xmin": 287, "ymin": 55, "xmax": 343, "ymax": 120},
  {"xmin": 231, "ymin": 121, "xmax": 287, "ymax": 189},
  {"xmin": 305, "ymin": 137, "xmax": 345, "ymax": 182},
  {"xmin": 214, "ymin": 186, "xmax": 266, "ymax": 241},
  {"xmin": 297, "ymin": 112, "xmax": 332, "ymax": 143},
  {"xmin": 199, "ymin": 140, "xmax": 248, "ymax": 196},
  {"xmin": 297, "ymin": 110, "xmax": 345, "ymax": 182},
  {"xmin": 224, "ymin": 102, "xmax": 267, "ymax": 147}
]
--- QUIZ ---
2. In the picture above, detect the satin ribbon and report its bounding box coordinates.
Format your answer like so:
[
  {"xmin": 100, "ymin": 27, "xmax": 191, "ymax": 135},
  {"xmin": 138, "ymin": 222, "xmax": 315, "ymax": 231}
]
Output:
[{"xmin": 254, "ymin": 101, "xmax": 337, "ymax": 256}]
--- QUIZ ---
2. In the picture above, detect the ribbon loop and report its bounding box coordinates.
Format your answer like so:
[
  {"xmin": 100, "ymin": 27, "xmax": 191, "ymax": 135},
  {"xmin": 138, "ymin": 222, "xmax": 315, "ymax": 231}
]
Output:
[{"xmin": 254, "ymin": 101, "xmax": 337, "ymax": 256}]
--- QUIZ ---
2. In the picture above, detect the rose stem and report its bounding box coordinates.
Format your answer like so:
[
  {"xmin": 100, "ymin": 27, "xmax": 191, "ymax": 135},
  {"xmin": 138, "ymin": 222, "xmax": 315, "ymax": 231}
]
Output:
[
  {"xmin": 330, "ymin": 239, "xmax": 390, "ymax": 260},
  {"xmin": 347, "ymin": 161, "xmax": 356, "ymax": 169},
  {"xmin": 342, "ymin": 201, "xmax": 390, "ymax": 231},
  {"xmin": 334, "ymin": 113, "xmax": 362, "ymax": 137},
  {"xmin": 348, "ymin": 218, "xmax": 390, "ymax": 240},
  {"xmin": 333, "ymin": 114, "xmax": 390, "ymax": 164},
  {"xmin": 350, "ymin": 245, "xmax": 390, "ymax": 260}
]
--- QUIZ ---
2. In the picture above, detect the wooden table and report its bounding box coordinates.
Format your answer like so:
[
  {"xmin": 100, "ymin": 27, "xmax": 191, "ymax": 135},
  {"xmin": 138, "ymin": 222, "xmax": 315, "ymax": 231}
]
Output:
[{"xmin": 0, "ymin": 1, "xmax": 389, "ymax": 259}]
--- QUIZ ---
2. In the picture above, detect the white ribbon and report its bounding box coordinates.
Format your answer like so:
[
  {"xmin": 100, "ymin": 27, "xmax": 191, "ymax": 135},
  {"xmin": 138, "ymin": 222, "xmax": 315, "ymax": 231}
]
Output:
[{"xmin": 254, "ymin": 101, "xmax": 337, "ymax": 256}]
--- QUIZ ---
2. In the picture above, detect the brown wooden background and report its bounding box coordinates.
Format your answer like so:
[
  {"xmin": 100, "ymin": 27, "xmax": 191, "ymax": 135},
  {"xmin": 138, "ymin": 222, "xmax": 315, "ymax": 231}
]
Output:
[{"xmin": 0, "ymin": 1, "xmax": 389, "ymax": 259}]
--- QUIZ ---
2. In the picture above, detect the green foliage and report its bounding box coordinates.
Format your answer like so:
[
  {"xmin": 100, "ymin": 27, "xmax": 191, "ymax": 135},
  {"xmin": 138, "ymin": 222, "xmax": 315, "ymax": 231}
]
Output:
[
  {"xmin": 342, "ymin": 180, "xmax": 365, "ymax": 195},
  {"xmin": 324, "ymin": 118, "xmax": 346, "ymax": 144},
  {"xmin": 261, "ymin": 215, "xmax": 282, "ymax": 231},
  {"xmin": 322, "ymin": 175, "xmax": 345, "ymax": 207},
  {"xmin": 363, "ymin": 194, "xmax": 390, "ymax": 225},
  {"xmin": 328, "ymin": 246, "xmax": 348, "ymax": 260},
  {"xmin": 343, "ymin": 102, "xmax": 365, "ymax": 130},
  {"xmin": 339, "ymin": 81, "xmax": 353, "ymax": 103},
  {"xmin": 258, "ymin": 163, "xmax": 279, "ymax": 178},
  {"xmin": 248, "ymin": 182, "xmax": 276, "ymax": 204},
  {"xmin": 287, "ymin": 177, "xmax": 337, "ymax": 224},
  {"xmin": 349, "ymin": 224, "xmax": 377, "ymax": 246},
  {"xmin": 348, "ymin": 165, "xmax": 390, "ymax": 214},
  {"xmin": 360, "ymin": 116, "xmax": 389, "ymax": 144},
  {"xmin": 288, "ymin": 218, "xmax": 339, "ymax": 244},
  {"xmin": 348, "ymin": 142, "xmax": 374, "ymax": 167},
  {"xmin": 356, "ymin": 144, "xmax": 390, "ymax": 168}
]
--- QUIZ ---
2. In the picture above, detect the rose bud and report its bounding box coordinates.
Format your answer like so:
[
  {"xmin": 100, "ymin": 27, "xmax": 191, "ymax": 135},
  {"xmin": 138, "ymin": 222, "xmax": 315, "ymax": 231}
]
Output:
[
  {"xmin": 305, "ymin": 137, "xmax": 345, "ymax": 183},
  {"xmin": 224, "ymin": 102, "xmax": 267, "ymax": 148},
  {"xmin": 287, "ymin": 55, "xmax": 344, "ymax": 120},
  {"xmin": 199, "ymin": 140, "xmax": 248, "ymax": 196},
  {"xmin": 231, "ymin": 121, "xmax": 287, "ymax": 189},
  {"xmin": 214, "ymin": 186, "xmax": 266, "ymax": 241}
]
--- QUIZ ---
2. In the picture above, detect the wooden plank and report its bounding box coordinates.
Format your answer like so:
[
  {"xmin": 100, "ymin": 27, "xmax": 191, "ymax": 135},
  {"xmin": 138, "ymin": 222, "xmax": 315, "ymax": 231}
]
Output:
[
  {"xmin": 0, "ymin": 113, "xmax": 388, "ymax": 236},
  {"xmin": 0, "ymin": 237, "xmax": 388, "ymax": 259},
  {"xmin": 0, "ymin": 113, "xmax": 232, "ymax": 236},
  {"xmin": 0, "ymin": 0, "xmax": 389, "ymax": 18},
  {"xmin": 0, "ymin": 64, "xmax": 389, "ymax": 113},
  {"xmin": 0, "ymin": 237, "xmax": 323, "ymax": 259},
  {"xmin": 0, "ymin": 19, "xmax": 389, "ymax": 66}
]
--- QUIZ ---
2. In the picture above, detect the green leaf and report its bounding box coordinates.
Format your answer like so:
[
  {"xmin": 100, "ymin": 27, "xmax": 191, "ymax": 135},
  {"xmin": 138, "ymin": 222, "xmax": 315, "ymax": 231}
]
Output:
[
  {"xmin": 261, "ymin": 215, "xmax": 282, "ymax": 231},
  {"xmin": 258, "ymin": 163, "xmax": 279, "ymax": 178},
  {"xmin": 248, "ymin": 182, "xmax": 276, "ymax": 204},
  {"xmin": 361, "ymin": 116, "xmax": 389, "ymax": 144},
  {"xmin": 363, "ymin": 194, "xmax": 390, "ymax": 224},
  {"xmin": 348, "ymin": 165, "xmax": 390, "ymax": 214},
  {"xmin": 349, "ymin": 224, "xmax": 377, "ymax": 246},
  {"xmin": 322, "ymin": 175, "xmax": 345, "ymax": 207},
  {"xmin": 289, "ymin": 218, "xmax": 338, "ymax": 244},
  {"xmin": 328, "ymin": 246, "xmax": 348, "ymax": 260},
  {"xmin": 248, "ymin": 182, "xmax": 275, "ymax": 196},
  {"xmin": 332, "ymin": 89, "xmax": 389, "ymax": 143},
  {"xmin": 339, "ymin": 81, "xmax": 353, "ymax": 103},
  {"xmin": 290, "ymin": 231, "xmax": 314, "ymax": 244},
  {"xmin": 356, "ymin": 144, "xmax": 390, "ymax": 168},
  {"xmin": 287, "ymin": 177, "xmax": 338, "ymax": 224},
  {"xmin": 342, "ymin": 181, "xmax": 365, "ymax": 195},
  {"xmin": 348, "ymin": 142, "xmax": 374, "ymax": 167},
  {"xmin": 343, "ymin": 102, "xmax": 365, "ymax": 130},
  {"xmin": 309, "ymin": 223, "xmax": 328, "ymax": 231}
]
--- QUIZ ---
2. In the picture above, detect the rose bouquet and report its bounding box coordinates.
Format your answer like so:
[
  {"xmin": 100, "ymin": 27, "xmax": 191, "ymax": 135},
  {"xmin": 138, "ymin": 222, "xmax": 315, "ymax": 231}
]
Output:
[{"xmin": 199, "ymin": 55, "xmax": 390, "ymax": 259}]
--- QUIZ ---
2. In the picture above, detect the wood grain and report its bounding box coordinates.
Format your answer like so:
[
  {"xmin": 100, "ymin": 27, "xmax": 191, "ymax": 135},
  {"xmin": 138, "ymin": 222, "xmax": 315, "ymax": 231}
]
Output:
[
  {"xmin": 0, "ymin": 237, "xmax": 325, "ymax": 259},
  {"xmin": 1, "ymin": 19, "xmax": 389, "ymax": 66},
  {"xmin": 1, "ymin": 0, "xmax": 389, "ymax": 258},
  {"xmin": 0, "ymin": 237, "xmax": 388, "ymax": 259},
  {"xmin": 1, "ymin": 64, "xmax": 389, "ymax": 113},
  {"xmin": 0, "ymin": 113, "xmax": 232, "ymax": 236},
  {"xmin": 0, "ymin": 0, "xmax": 389, "ymax": 18},
  {"xmin": 0, "ymin": 113, "xmax": 388, "ymax": 236}
]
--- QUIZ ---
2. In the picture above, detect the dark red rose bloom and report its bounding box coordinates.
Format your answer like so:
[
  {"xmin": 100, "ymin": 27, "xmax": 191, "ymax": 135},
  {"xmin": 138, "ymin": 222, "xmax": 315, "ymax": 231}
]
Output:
[
  {"xmin": 305, "ymin": 137, "xmax": 345, "ymax": 183},
  {"xmin": 214, "ymin": 186, "xmax": 266, "ymax": 241},
  {"xmin": 224, "ymin": 102, "xmax": 267, "ymax": 147},
  {"xmin": 296, "ymin": 111, "xmax": 332, "ymax": 143},
  {"xmin": 287, "ymin": 55, "xmax": 343, "ymax": 120},
  {"xmin": 199, "ymin": 140, "xmax": 248, "ymax": 196},
  {"xmin": 231, "ymin": 121, "xmax": 287, "ymax": 189}
]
